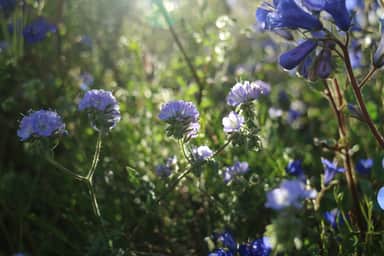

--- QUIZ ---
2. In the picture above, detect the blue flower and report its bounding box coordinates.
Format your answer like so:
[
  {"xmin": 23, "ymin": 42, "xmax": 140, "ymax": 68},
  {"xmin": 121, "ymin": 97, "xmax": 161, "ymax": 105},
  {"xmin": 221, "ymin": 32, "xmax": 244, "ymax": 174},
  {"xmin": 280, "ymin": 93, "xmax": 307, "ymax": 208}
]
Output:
[
  {"xmin": 155, "ymin": 156, "xmax": 177, "ymax": 177},
  {"xmin": 222, "ymin": 111, "xmax": 245, "ymax": 133},
  {"xmin": 158, "ymin": 100, "xmax": 200, "ymax": 139},
  {"xmin": 321, "ymin": 158, "xmax": 345, "ymax": 185},
  {"xmin": 323, "ymin": 0, "xmax": 351, "ymax": 31},
  {"xmin": 314, "ymin": 48, "xmax": 332, "ymax": 79},
  {"xmin": 217, "ymin": 231, "xmax": 237, "ymax": 253},
  {"xmin": 0, "ymin": 0, "xmax": 16, "ymax": 17},
  {"xmin": 226, "ymin": 80, "xmax": 270, "ymax": 107},
  {"xmin": 250, "ymin": 237, "xmax": 272, "ymax": 256},
  {"xmin": 223, "ymin": 161, "xmax": 249, "ymax": 183},
  {"xmin": 17, "ymin": 110, "xmax": 66, "ymax": 141},
  {"xmin": 79, "ymin": 72, "xmax": 94, "ymax": 90},
  {"xmin": 286, "ymin": 160, "xmax": 304, "ymax": 177},
  {"xmin": 298, "ymin": 54, "xmax": 314, "ymax": 79},
  {"xmin": 78, "ymin": 89, "xmax": 121, "ymax": 131},
  {"xmin": 355, "ymin": 158, "xmax": 373, "ymax": 175},
  {"xmin": 23, "ymin": 17, "xmax": 57, "ymax": 44},
  {"xmin": 265, "ymin": 179, "xmax": 317, "ymax": 210},
  {"xmin": 256, "ymin": 0, "xmax": 323, "ymax": 31},
  {"xmin": 192, "ymin": 145, "xmax": 213, "ymax": 161},
  {"xmin": 377, "ymin": 186, "xmax": 384, "ymax": 210},
  {"xmin": 279, "ymin": 40, "xmax": 318, "ymax": 70},
  {"xmin": 373, "ymin": 19, "xmax": 384, "ymax": 68},
  {"xmin": 349, "ymin": 40, "xmax": 363, "ymax": 69},
  {"xmin": 208, "ymin": 249, "xmax": 233, "ymax": 256},
  {"xmin": 324, "ymin": 209, "xmax": 343, "ymax": 229}
]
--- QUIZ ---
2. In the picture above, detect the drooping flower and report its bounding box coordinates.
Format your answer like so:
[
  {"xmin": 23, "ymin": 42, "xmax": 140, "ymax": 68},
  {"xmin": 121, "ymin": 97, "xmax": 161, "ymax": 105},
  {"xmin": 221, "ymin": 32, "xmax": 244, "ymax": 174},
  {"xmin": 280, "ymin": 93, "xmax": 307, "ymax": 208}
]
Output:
[
  {"xmin": 222, "ymin": 111, "xmax": 245, "ymax": 133},
  {"xmin": 158, "ymin": 100, "xmax": 200, "ymax": 139},
  {"xmin": 355, "ymin": 158, "xmax": 373, "ymax": 175},
  {"xmin": 192, "ymin": 145, "xmax": 213, "ymax": 161},
  {"xmin": 286, "ymin": 160, "xmax": 304, "ymax": 177},
  {"xmin": 23, "ymin": 17, "xmax": 57, "ymax": 44},
  {"xmin": 265, "ymin": 179, "xmax": 317, "ymax": 210},
  {"xmin": 323, "ymin": 0, "xmax": 351, "ymax": 31},
  {"xmin": 279, "ymin": 40, "xmax": 318, "ymax": 70},
  {"xmin": 321, "ymin": 158, "xmax": 345, "ymax": 185},
  {"xmin": 78, "ymin": 89, "xmax": 121, "ymax": 131},
  {"xmin": 223, "ymin": 161, "xmax": 249, "ymax": 183},
  {"xmin": 373, "ymin": 19, "xmax": 384, "ymax": 68},
  {"xmin": 226, "ymin": 80, "xmax": 270, "ymax": 107},
  {"xmin": 17, "ymin": 110, "xmax": 66, "ymax": 141},
  {"xmin": 256, "ymin": 0, "xmax": 323, "ymax": 31},
  {"xmin": 314, "ymin": 48, "xmax": 332, "ymax": 79}
]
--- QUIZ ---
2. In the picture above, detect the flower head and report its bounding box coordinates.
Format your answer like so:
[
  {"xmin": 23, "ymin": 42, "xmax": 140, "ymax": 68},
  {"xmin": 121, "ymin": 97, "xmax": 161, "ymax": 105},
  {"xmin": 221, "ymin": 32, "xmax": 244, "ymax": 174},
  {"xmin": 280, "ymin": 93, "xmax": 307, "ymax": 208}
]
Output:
[
  {"xmin": 324, "ymin": 209, "xmax": 344, "ymax": 229},
  {"xmin": 321, "ymin": 158, "xmax": 345, "ymax": 185},
  {"xmin": 158, "ymin": 100, "xmax": 200, "ymax": 139},
  {"xmin": 223, "ymin": 161, "xmax": 249, "ymax": 183},
  {"xmin": 226, "ymin": 80, "xmax": 270, "ymax": 107},
  {"xmin": 377, "ymin": 186, "xmax": 384, "ymax": 210},
  {"xmin": 265, "ymin": 179, "xmax": 317, "ymax": 210},
  {"xmin": 78, "ymin": 89, "xmax": 121, "ymax": 131},
  {"xmin": 256, "ymin": 0, "xmax": 323, "ymax": 31},
  {"xmin": 222, "ymin": 111, "xmax": 245, "ymax": 133},
  {"xmin": 192, "ymin": 145, "xmax": 213, "ymax": 161},
  {"xmin": 323, "ymin": 0, "xmax": 351, "ymax": 31},
  {"xmin": 279, "ymin": 40, "xmax": 318, "ymax": 70},
  {"xmin": 286, "ymin": 160, "xmax": 304, "ymax": 177},
  {"xmin": 217, "ymin": 231, "xmax": 237, "ymax": 253},
  {"xmin": 314, "ymin": 48, "xmax": 332, "ymax": 79},
  {"xmin": 355, "ymin": 158, "xmax": 373, "ymax": 175},
  {"xmin": 17, "ymin": 110, "xmax": 66, "ymax": 141},
  {"xmin": 23, "ymin": 17, "xmax": 57, "ymax": 44},
  {"xmin": 155, "ymin": 156, "xmax": 177, "ymax": 177}
]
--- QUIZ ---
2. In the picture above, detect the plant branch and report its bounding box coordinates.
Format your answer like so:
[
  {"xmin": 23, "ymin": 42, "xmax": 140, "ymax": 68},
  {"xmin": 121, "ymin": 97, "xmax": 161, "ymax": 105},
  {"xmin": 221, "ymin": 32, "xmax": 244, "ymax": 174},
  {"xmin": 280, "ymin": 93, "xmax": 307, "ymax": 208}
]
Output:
[{"xmin": 359, "ymin": 67, "xmax": 377, "ymax": 89}]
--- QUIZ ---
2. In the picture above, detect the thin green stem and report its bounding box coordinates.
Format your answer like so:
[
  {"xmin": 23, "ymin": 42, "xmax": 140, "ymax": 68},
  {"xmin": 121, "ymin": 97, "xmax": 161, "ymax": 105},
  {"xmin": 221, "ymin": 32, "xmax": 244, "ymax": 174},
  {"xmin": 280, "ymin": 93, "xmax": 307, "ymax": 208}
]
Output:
[
  {"xmin": 153, "ymin": 0, "xmax": 205, "ymax": 105},
  {"xmin": 86, "ymin": 180, "xmax": 101, "ymax": 218},
  {"xmin": 87, "ymin": 132, "xmax": 102, "ymax": 180},
  {"xmin": 46, "ymin": 156, "xmax": 86, "ymax": 181}
]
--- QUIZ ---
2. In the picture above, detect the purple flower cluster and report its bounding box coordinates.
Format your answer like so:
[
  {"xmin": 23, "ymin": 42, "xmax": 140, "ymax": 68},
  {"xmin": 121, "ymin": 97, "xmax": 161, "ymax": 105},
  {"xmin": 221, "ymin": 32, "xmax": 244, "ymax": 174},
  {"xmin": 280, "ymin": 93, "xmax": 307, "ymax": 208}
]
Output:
[
  {"xmin": 158, "ymin": 100, "xmax": 200, "ymax": 139},
  {"xmin": 192, "ymin": 145, "xmax": 213, "ymax": 161},
  {"xmin": 209, "ymin": 231, "xmax": 272, "ymax": 256},
  {"xmin": 23, "ymin": 17, "xmax": 57, "ymax": 45},
  {"xmin": 265, "ymin": 179, "xmax": 317, "ymax": 210},
  {"xmin": 17, "ymin": 110, "xmax": 66, "ymax": 141},
  {"xmin": 155, "ymin": 156, "xmax": 177, "ymax": 178},
  {"xmin": 78, "ymin": 89, "xmax": 121, "ymax": 131},
  {"xmin": 226, "ymin": 80, "xmax": 270, "ymax": 107},
  {"xmin": 223, "ymin": 161, "xmax": 249, "ymax": 183}
]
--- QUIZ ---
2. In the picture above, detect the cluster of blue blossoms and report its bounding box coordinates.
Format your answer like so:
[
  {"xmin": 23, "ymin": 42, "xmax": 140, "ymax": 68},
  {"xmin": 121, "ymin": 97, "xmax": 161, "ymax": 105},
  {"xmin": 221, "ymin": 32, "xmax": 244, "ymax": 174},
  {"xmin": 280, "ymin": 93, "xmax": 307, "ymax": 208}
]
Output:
[
  {"xmin": 209, "ymin": 231, "xmax": 272, "ymax": 256},
  {"xmin": 223, "ymin": 161, "xmax": 249, "ymax": 183},
  {"xmin": 18, "ymin": 89, "xmax": 120, "ymax": 141}
]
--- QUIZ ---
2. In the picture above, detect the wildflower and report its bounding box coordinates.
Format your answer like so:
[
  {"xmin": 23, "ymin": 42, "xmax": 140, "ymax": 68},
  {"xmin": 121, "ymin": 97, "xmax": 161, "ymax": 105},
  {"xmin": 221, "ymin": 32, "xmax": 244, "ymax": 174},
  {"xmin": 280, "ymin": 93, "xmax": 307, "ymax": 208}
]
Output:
[
  {"xmin": 298, "ymin": 54, "xmax": 314, "ymax": 79},
  {"xmin": 377, "ymin": 186, "xmax": 384, "ymax": 210},
  {"xmin": 355, "ymin": 158, "xmax": 373, "ymax": 175},
  {"xmin": 286, "ymin": 160, "xmax": 304, "ymax": 177},
  {"xmin": 268, "ymin": 107, "xmax": 283, "ymax": 119},
  {"xmin": 256, "ymin": 0, "xmax": 323, "ymax": 31},
  {"xmin": 238, "ymin": 237, "xmax": 272, "ymax": 256},
  {"xmin": 155, "ymin": 156, "xmax": 177, "ymax": 177},
  {"xmin": 321, "ymin": 158, "xmax": 345, "ymax": 185},
  {"xmin": 324, "ymin": 209, "xmax": 344, "ymax": 229},
  {"xmin": 79, "ymin": 72, "xmax": 94, "ymax": 90},
  {"xmin": 192, "ymin": 145, "xmax": 213, "ymax": 161},
  {"xmin": 0, "ymin": 0, "xmax": 16, "ymax": 17},
  {"xmin": 226, "ymin": 80, "xmax": 270, "ymax": 107},
  {"xmin": 314, "ymin": 48, "xmax": 332, "ymax": 79},
  {"xmin": 265, "ymin": 179, "xmax": 317, "ymax": 210},
  {"xmin": 208, "ymin": 249, "xmax": 233, "ymax": 256},
  {"xmin": 158, "ymin": 100, "xmax": 200, "ymax": 139},
  {"xmin": 279, "ymin": 40, "xmax": 318, "ymax": 70},
  {"xmin": 349, "ymin": 40, "xmax": 363, "ymax": 69},
  {"xmin": 17, "ymin": 110, "xmax": 66, "ymax": 141},
  {"xmin": 217, "ymin": 231, "xmax": 237, "ymax": 253},
  {"xmin": 78, "ymin": 89, "xmax": 121, "ymax": 131},
  {"xmin": 323, "ymin": 0, "xmax": 351, "ymax": 31},
  {"xmin": 373, "ymin": 19, "xmax": 384, "ymax": 68},
  {"xmin": 223, "ymin": 161, "xmax": 249, "ymax": 183},
  {"xmin": 222, "ymin": 111, "xmax": 244, "ymax": 133},
  {"xmin": 23, "ymin": 17, "xmax": 57, "ymax": 44}
]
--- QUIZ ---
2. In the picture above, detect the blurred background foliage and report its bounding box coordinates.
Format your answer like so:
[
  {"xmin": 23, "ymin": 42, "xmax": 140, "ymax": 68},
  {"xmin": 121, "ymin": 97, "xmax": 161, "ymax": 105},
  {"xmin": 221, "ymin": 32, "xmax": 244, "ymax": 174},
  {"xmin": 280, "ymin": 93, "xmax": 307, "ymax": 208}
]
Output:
[{"xmin": 1, "ymin": 0, "xmax": 384, "ymax": 255}]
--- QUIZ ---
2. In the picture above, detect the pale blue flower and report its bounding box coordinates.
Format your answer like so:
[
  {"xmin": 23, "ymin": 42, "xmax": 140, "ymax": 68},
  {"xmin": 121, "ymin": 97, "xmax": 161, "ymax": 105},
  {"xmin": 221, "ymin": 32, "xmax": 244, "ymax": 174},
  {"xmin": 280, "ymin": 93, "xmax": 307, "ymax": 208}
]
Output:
[
  {"xmin": 222, "ymin": 111, "xmax": 244, "ymax": 133},
  {"xmin": 226, "ymin": 80, "xmax": 270, "ymax": 107}
]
